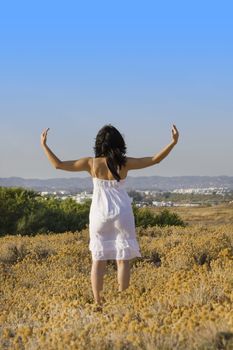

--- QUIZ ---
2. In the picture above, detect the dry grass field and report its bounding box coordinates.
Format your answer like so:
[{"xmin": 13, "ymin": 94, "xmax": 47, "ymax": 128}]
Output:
[
  {"xmin": 0, "ymin": 205, "xmax": 233, "ymax": 349},
  {"xmin": 151, "ymin": 203, "xmax": 233, "ymax": 226}
]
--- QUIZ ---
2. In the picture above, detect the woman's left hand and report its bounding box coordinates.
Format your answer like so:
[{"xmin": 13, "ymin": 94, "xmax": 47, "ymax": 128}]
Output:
[{"xmin": 40, "ymin": 128, "xmax": 50, "ymax": 146}]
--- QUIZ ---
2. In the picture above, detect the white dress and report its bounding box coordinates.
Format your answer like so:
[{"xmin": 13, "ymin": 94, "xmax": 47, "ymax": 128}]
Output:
[{"xmin": 89, "ymin": 157, "xmax": 142, "ymax": 261}]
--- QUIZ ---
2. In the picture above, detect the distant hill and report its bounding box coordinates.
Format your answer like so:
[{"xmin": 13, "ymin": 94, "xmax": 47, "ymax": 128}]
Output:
[{"xmin": 0, "ymin": 175, "xmax": 233, "ymax": 192}]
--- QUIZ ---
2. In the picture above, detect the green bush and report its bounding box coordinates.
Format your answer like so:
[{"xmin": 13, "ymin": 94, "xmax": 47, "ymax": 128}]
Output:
[
  {"xmin": 133, "ymin": 206, "xmax": 156, "ymax": 228},
  {"xmin": 0, "ymin": 187, "xmax": 185, "ymax": 237},
  {"xmin": 132, "ymin": 204, "xmax": 186, "ymax": 228},
  {"xmin": 0, "ymin": 187, "xmax": 39, "ymax": 235},
  {"xmin": 0, "ymin": 187, "xmax": 90, "ymax": 237},
  {"xmin": 154, "ymin": 208, "xmax": 186, "ymax": 227}
]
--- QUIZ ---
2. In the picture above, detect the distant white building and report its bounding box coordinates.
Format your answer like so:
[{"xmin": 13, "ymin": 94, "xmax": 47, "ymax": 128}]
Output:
[
  {"xmin": 73, "ymin": 191, "xmax": 93, "ymax": 203},
  {"xmin": 40, "ymin": 191, "xmax": 57, "ymax": 196},
  {"xmin": 172, "ymin": 187, "xmax": 229, "ymax": 195},
  {"xmin": 41, "ymin": 191, "xmax": 49, "ymax": 196},
  {"xmin": 135, "ymin": 203, "xmax": 148, "ymax": 208},
  {"xmin": 152, "ymin": 201, "xmax": 174, "ymax": 207}
]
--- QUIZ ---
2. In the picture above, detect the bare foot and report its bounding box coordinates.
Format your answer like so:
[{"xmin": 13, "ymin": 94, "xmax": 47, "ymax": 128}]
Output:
[
  {"xmin": 95, "ymin": 295, "xmax": 106, "ymax": 305},
  {"xmin": 92, "ymin": 304, "xmax": 103, "ymax": 312}
]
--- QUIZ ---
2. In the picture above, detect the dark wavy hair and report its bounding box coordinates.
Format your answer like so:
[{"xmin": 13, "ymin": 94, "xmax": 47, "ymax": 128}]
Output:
[{"xmin": 93, "ymin": 124, "xmax": 127, "ymax": 181}]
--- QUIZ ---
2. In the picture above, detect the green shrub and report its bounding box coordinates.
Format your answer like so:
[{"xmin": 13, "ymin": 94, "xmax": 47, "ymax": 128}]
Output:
[
  {"xmin": 155, "ymin": 209, "xmax": 186, "ymax": 227},
  {"xmin": 0, "ymin": 187, "xmax": 90, "ymax": 236},
  {"xmin": 0, "ymin": 187, "xmax": 185, "ymax": 237},
  {"xmin": 132, "ymin": 204, "xmax": 186, "ymax": 228}
]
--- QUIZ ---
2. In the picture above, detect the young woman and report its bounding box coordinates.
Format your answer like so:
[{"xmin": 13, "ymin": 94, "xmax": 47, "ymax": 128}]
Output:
[{"xmin": 40, "ymin": 124, "xmax": 179, "ymax": 306}]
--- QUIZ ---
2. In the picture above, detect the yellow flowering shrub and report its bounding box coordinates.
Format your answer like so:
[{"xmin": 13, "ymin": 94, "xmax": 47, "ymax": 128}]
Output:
[{"xmin": 0, "ymin": 222, "xmax": 233, "ymax": 349}]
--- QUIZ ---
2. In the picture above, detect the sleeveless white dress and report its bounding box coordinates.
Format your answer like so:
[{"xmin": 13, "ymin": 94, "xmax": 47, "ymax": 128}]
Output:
[{"xmin": 88, "ymin": 158, "xmax": 142, "ymax": 261}]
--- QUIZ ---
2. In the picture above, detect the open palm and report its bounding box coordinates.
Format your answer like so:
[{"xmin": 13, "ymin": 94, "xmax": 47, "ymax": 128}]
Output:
[
  {"xmin": 40, "ymin": 128, "xmax": 50, "ymax": 146},
  {"xmin": 172, "ymin": 124, "xmax": 179, "ymax": 144}
]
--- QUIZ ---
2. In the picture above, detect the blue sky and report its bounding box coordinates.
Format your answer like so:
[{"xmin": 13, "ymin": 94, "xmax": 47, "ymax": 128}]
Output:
[{"xmin": 0, "ymin": 0, "xmax": 232, "ymax": 178}]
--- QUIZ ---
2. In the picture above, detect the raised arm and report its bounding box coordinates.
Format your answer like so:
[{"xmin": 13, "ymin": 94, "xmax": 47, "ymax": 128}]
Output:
[
  {"xmin": 126, "ymin": 124, "xmax": 179, "ymax": 170},
  {"xmin": 40, "ymin": 128, "xmax": 91, "ymax": 172}
]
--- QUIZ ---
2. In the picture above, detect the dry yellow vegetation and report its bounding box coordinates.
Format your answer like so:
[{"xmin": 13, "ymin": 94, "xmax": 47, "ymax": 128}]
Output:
[
  {"xmin": 0, "ymin": 207, "xmax": 233, "ymax": 349},
  {"xmin": 151, "ymin": 203, "xmax": 233, "ymax": 226}
]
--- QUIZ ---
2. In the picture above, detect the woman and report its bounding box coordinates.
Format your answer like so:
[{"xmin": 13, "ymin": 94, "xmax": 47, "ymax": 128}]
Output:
[{"xmin": 41, "ymin": 124, "xmax": 179, "ymax": 306}]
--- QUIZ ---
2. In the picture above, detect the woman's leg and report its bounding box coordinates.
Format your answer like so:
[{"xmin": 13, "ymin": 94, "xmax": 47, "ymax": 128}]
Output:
[
  {"xmin": 116, "ymin": 259, "xmax": 130, "ymax": 291},
  {"xmin": 91, "ymin": 259, "xmax": 107, "ymax": 304}
]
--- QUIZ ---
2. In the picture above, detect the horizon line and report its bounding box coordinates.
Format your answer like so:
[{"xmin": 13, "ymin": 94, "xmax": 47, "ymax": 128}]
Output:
[{"xmin": 0, "ymin": 174, "xmax": 232, "ymax": 180}]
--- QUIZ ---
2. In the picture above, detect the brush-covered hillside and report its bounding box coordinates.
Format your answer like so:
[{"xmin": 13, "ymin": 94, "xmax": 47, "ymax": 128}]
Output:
[{"xmin": 0, "ymin": 207, "xmax": 233, "ymax": 350}]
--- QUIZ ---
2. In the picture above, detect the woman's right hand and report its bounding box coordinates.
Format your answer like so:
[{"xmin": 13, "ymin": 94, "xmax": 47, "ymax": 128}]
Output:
[
  {"xmin": 172, "ymin": 124, "xmax": 179, "ymax": 144},
  {"xmin": 40, "ymin": 128, "xmax": 50, "ymax": 146}
]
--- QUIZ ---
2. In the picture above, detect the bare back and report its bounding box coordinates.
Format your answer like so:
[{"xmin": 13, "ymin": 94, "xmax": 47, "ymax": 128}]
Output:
[{"xmin": 91, "ymin": 157, "xmax": 128, "ymax": 180}]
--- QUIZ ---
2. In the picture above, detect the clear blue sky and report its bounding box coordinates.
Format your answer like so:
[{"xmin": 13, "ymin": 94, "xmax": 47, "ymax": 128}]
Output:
[{"xmin": 1, "ymin": 0, "xmax": 232, "ymax": 178}]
